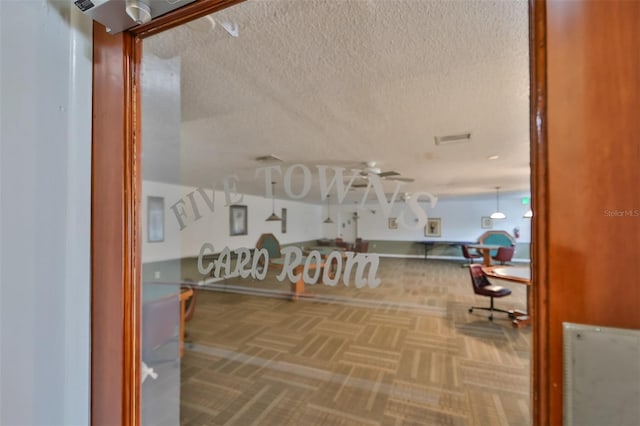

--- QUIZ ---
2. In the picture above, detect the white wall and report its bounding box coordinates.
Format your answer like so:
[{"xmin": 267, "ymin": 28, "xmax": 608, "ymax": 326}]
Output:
[
  {"xmin": 141, "ymin": 181, "xmax": 531, "ymax": 264},
  {"xmin": 0, "ymin": 2, "xmax": 92, "ymax": 425},
  {"xmin": 327, "ymin": 192, "xmax": 532, "ymax": 243},
  {"xmin": 142, "ymin": 181, "xmax": 324, "ymax": 263}
]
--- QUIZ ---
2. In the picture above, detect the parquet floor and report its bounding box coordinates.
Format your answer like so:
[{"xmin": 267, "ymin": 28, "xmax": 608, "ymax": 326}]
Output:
[{"xmin": 178, "ymin": 258, "xmax": 531, "ymax": 425}]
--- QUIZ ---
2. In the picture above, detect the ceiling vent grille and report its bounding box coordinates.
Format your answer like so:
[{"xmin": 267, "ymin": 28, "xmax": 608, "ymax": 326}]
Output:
[{"xmin": 434, "ymin": 132, "xmax": 472, "ymax": 146}]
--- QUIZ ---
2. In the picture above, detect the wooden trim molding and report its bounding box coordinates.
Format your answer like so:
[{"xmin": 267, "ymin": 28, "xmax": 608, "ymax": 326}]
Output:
[
  {"xmin": 91, "ymin": 23, "xmax": 140, "ymax": 426},
  {"xmin": 529, "ymin": 1, "xmax": 549, "ymax": 425},
  {"xmin": 131, "ymin": 0, "xmax": 244, "ymax": 38}
]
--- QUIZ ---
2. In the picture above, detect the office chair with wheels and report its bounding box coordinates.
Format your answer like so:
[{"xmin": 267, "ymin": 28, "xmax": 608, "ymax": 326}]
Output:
[
  {"xmin": 468, "ymin": 264, "xmax": 512, "ymax": 321},
  {"xmin": 492, "ymin": 246, "xmax": 515, "ymax": 265}
]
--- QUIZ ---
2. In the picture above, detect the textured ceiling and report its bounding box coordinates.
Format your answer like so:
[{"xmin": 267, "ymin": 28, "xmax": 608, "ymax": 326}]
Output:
[{"xmin": 142, "ymin": 0, "xmax": 530, "ymax": 203}]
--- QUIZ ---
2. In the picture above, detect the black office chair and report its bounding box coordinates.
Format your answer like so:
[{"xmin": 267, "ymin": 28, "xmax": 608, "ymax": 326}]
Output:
[
  {"xmin": 468, "ymin": 265, "xmax": 512, "ymax": 321},
  {"xmin": 461, "ymin": 245, "xmax": 482, "ymax": 267}
]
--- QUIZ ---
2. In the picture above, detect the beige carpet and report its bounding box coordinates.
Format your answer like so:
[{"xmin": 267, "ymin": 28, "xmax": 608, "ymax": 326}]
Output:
[{"xmin": 179, "ymin": 258, "xmax": 531, "ymax": 425}]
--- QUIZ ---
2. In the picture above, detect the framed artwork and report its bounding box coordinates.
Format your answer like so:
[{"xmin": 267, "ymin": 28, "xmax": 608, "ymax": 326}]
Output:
[
  {"xmin": 229, "ymin": 205, "xmax": 248, "ymax": 236},
  {"xmin": 147, "ymin": 196, "xmax": 164, "ymax": 242},
  {"xmin": 481, "ymin": 216, "xmax": 493, "ymax": 229},
  {"xmin": 281, "ymin": 208, "xmax": 287, "ymax": 233},
  {"xmin": 388, "ymin": 217, "xmax": 398, "ymax": 230},
  {"xmin": 425, "ymin": 218, "xmax": 442, "ymax": 237}
]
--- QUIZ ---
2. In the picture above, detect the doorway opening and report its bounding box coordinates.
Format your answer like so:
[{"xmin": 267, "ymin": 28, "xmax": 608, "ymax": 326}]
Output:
[{"xmin": 91, "ymin": 1, "xmax": 537, "ymax": 425}]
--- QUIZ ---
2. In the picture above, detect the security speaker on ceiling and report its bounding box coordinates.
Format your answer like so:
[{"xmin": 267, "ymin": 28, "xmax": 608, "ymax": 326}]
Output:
[
  {"xmin": 74, "ymin": 0, "xmax": 196, "ymax": 34},
  {"xmin": 126, "ymin": 0, "xmax": 152, "ymax": 25}
]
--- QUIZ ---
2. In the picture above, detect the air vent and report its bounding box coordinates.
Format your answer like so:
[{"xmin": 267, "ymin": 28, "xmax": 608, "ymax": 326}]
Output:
[
  {"xmin": 434, "ymin": 132, "xmax": 472, "ymax": 146},
  {"xmin": 255, "ymin": 154, "xmax": 283, "ymax": 162}
]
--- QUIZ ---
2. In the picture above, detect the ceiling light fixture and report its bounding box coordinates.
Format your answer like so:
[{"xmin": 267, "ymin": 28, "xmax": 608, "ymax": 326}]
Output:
[
  {"xmin": 323, "ymin": 195, "xmax": 334, "ymax": 224},
  {"xmin": 490, "ymin": 186, "xmax": 506, "ymax": 219},
  {"xmin": 487, "ymin": 155, "xmax": 499, "ymax": 160},
  {"xmin": 523, "ymin": 209, "xmax": 533, "ymax": 218},
  {"xmin": 265, "ymin": 181, "xmax": 281, "ymax": 222}
]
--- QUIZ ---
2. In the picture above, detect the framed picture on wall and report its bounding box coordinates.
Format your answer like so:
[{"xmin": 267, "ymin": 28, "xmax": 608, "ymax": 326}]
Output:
[
  {"xmin": 281, "ymin": 208, "xmax": 287, "ymax": 233},
  {"xmin": 425, "ymin": 218, "xmax": 442, "ymax": 237},
  {"xmin": 481, "ymin": 216, "xmax": 493, "ymax": 229},
  {"xmin": 388, "ymin": 217, "xmax": 398, "ymax": 230},
  {"xmin": 229, "ymin": 205, "xmax": 248, "ymax": 236},
  {"xmin": 147, "ymin": 196, "xmax": 164, "ymax": 242}
]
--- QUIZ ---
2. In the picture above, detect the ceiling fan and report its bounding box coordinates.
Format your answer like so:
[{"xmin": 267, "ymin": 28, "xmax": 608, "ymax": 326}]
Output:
[
  {"xmin": 379, "ymin": 192, "xmax": 412, "ymax": 203},
  {"xmin": 348, "ymin": 161, "xmax": 414, "ymax": 188}
]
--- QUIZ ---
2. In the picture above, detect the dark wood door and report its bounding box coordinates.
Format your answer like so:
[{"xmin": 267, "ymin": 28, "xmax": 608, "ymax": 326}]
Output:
[{"xmin": 533, "ymin": 1, "xmax": 640, "ymax": 424}]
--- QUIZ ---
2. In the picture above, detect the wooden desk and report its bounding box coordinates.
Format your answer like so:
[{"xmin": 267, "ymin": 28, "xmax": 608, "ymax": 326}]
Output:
[
  {"xmin": 482, "ymin": 265, "xmax": 531, "ymax": 327},
  {"xmin": 179, "ymin": 288, "xmax": 193, "ymax": 357},
  {"xmin": 303, "ymin": 246, "xmax": 347, "ymax": 278},
  {"xmin": 270, "ymin": 256, "xmax": 324, "ymax": 300},
  {"xmin": 467, "ymin": 244, "xmax": 503, "ymax": 266}
]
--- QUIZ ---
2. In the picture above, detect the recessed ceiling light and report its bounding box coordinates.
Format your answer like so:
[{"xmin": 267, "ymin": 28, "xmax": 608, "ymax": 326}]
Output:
[{"xmin": 487, "ymin": 155, "xmax": 499, "ymax": 160}]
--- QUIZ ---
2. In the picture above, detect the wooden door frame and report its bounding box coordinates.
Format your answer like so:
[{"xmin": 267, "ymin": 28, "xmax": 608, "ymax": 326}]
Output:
[
  {"xmin": 529, "ymin": 2, "xmax": 548, "ymax": 424},
  {"xmin": 91, "ymin": 1, "xmax": 548, "ymax": 424}
]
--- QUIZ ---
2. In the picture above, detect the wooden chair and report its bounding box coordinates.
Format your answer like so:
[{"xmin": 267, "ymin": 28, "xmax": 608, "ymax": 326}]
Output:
[
  {"xmin": 256, "ymin": 233, "xmax": 314, "ymax": 299},
  {"xmin": 181, "ymin": 279, "xmax": 197, "ymax": 322},
  {"xmin": 256, "ymin": 233, "xmax": 283, "ymax": 267},
  {"xmin": 334, "ymin": 238, "xmax": 352, "ymax": 251},
  {"xmin": 354, "ymin": 240, "xmax": 369, "ymax": 253}
]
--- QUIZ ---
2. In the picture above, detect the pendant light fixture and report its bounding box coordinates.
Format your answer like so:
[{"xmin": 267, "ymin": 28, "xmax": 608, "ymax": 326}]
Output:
[
  {"xmin": 265, "ymin": 181, "xmax": 281, "ymax": 222},
  {"xmin": 323, "ymin": 195, "xmax": 334, "ymax": 224},
  {"xmin": 523, "ymin": 209, "xmax": 533, "ymax": 218},
  {"xmin": 490, "ymin": 186, "xmax": 506, "ymax": 219}
]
